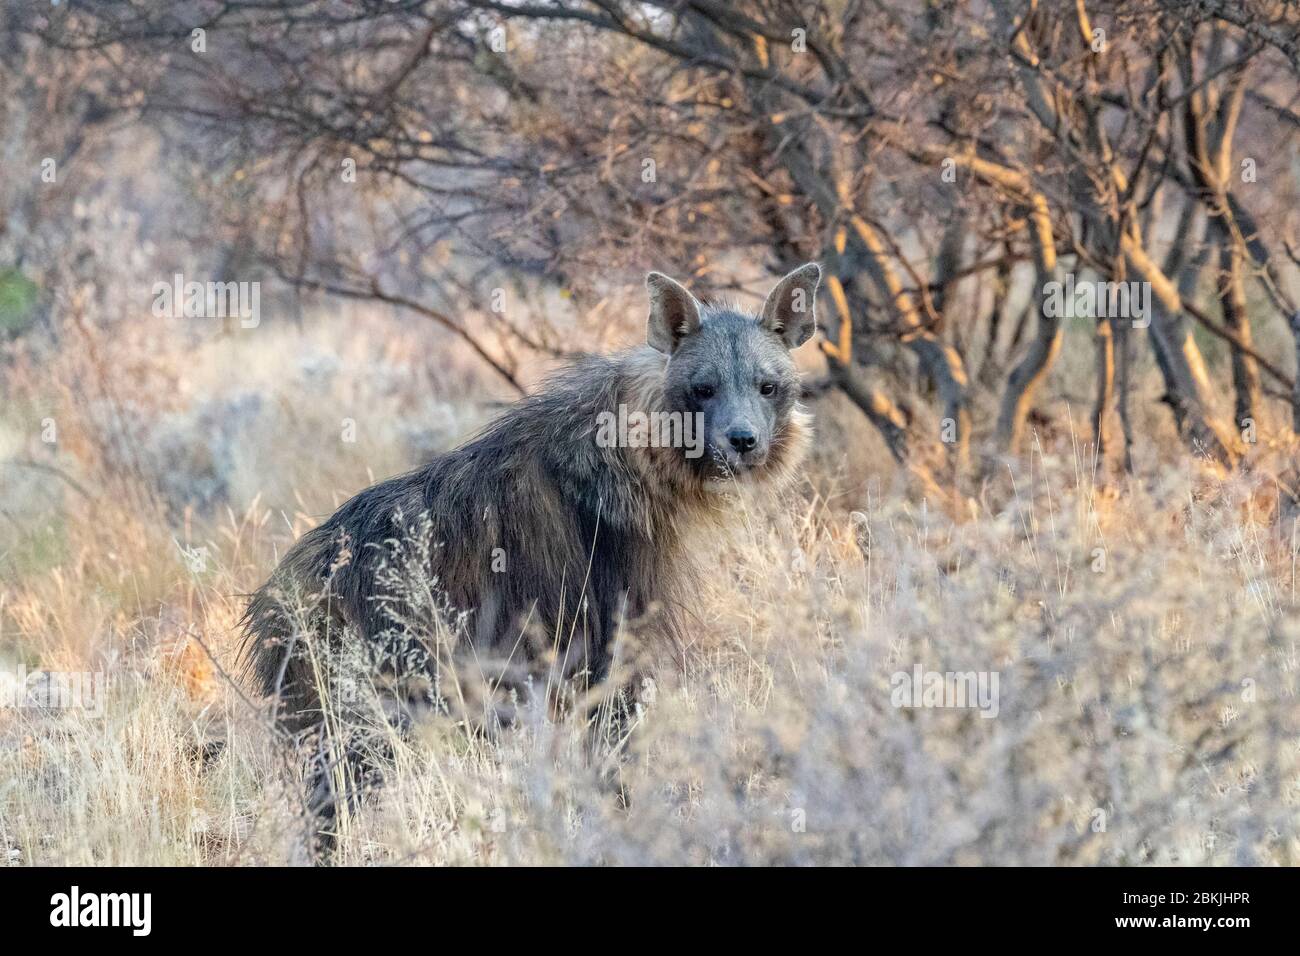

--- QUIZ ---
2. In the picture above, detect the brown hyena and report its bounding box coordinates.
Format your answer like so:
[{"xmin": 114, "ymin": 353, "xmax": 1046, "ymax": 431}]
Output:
[{"xmin": 241, "ymin": 263, "xmax": 820, "ymax": 854}]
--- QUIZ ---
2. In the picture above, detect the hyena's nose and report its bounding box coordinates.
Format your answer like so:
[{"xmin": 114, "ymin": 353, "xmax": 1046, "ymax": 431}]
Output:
[{"xmin": 727, "ymin": 427, "xmax": 757, "ymax": 454}]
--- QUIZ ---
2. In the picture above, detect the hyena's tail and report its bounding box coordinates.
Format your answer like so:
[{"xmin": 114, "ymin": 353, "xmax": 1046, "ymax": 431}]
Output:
[{"xmin": 239, "ymin": 525, "xmax": 338, "ymax": 732}]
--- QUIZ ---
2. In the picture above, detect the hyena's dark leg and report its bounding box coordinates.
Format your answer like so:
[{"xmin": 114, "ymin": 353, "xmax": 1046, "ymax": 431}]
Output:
[
  {"xmin": 591, "ymin": 684, "xmax": 638, "ymax": 810},
  {"xmin": 589, "ymin": 592, "xmax": 674, "ymax": 810},
  {"xmin": 581, "ymin": 600, "xmax": 650, "ymax": 810},
  {"xmin": 249, "ymin": 606, "xmax": 390, "ymax": 863},
  {"xmin": 298, "ymin": 650, "xmax": 438, "ymax": 863},
  {"xmin": 301, "ymin": 726, "xmax": 390, "ymax": 862}
]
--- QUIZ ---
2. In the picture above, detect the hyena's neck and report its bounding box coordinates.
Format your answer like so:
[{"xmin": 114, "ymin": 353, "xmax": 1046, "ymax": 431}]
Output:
[
  {"xmin": 612, "ymin": 346, "xmax": 707, "ymax": 493},
  {"xmin": 539, "ymin": 345, "xmax": 710, "ymax": 542}
]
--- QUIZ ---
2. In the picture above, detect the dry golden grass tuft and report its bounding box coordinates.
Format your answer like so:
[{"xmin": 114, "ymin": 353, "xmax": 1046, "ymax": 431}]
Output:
[{"xmin": 2, "ymin": 314, "xmax": 1299, "ymax": 865}]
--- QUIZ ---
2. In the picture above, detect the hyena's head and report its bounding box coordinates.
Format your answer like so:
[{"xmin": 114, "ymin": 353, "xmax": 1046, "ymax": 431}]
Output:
[{"xmin": 646, "ymin": 263, "xmax": 819, "ymax": 481}]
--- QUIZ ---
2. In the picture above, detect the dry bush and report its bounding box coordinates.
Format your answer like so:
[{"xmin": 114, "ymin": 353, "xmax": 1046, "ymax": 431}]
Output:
[{"xmin": 3, "ymin": 313, "xmax": 1298, "ymax": 866}]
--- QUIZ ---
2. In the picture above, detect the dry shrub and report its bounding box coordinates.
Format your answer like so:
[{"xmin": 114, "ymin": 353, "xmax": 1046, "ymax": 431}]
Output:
[{"xmin": 2, "ymin": 314, "xmax": 1299, "ymax": 866}]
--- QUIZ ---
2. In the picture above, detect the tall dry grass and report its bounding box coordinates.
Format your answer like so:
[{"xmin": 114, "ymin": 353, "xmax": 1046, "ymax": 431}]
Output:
[{"xmin": 2, "ymin": 310, "xmax": 1298, "ymax": 865}]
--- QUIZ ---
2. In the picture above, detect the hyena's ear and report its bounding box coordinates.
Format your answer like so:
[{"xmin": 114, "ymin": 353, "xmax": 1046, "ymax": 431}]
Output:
[
  {"xmin": 760, "ymin": 262, "xmax": 821, "ymax": 349},
  {"xmin": 646, "ymin": 271, "xmax": 703, "ymax": 354}
]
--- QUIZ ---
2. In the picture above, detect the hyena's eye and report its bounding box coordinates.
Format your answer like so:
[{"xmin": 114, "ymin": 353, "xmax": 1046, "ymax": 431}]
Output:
[
  {"xmin": 759, "ymin": 381, "xmax": 777, "ymax": 396},
  {"xmin": 692, "ymin": 384, "xmax": 716, "ymax": 400}
]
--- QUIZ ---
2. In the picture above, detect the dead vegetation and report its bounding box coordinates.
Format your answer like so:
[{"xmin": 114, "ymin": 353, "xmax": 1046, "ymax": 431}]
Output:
[{"xmin": 2, "ymin": 1, "xmax": 1300, "ymax": 865}]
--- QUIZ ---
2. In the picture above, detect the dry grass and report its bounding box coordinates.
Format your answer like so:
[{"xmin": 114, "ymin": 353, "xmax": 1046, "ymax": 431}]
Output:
[{"xmin": 2, "ymin": 312, "xmax": 1299, "ymax": 866}]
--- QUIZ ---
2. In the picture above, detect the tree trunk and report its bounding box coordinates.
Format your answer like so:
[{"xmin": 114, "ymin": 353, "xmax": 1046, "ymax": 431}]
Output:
[
  {"xmin": 1124, "ymin": 236, "xmax": 1238, "ymax": 465},
  {"xmin": 995, "ymin": 195, "xmax": 1063, "ymax": 453}
]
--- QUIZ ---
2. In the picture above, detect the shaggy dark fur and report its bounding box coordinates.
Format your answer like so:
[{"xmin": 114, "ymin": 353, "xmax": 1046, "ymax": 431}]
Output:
[{"xmin": 240, "ymin": 264, "xmax": 820, "ymax": 855}]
